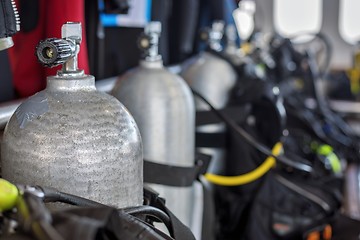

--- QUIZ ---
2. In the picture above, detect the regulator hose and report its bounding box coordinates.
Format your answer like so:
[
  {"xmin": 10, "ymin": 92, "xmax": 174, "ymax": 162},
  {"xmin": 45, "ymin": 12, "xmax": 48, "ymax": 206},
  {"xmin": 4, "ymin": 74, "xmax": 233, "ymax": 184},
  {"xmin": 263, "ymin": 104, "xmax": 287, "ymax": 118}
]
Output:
[
  {"xmin": 205, "ymin": 142, "xmax": 283, "ymax": 186},
  {"xmin": 40, "ymin": 186, "xmax": 106, "ymax": 208},
  {"xmin": 0, "ymin": 181, "xmax": 177, "ymax": 240},
  {"xmin": 123, "ymin": 206, "xmax": 171, "ymax": 230},
  {"xmin": 41, "ymin": 186, "xmax": 172, "ymax": 231},
  {"xmin": 191, "ymin": 89, "xmax": 313, "ymax": 173}
]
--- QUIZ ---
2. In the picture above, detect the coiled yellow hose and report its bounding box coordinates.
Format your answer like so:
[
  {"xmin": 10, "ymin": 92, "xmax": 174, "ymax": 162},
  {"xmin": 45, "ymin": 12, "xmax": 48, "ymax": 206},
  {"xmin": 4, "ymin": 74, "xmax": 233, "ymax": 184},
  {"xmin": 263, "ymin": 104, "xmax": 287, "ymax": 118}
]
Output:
[{"xmin": 204, "ymin": 142, "xmax": 283, "ymax": 186}]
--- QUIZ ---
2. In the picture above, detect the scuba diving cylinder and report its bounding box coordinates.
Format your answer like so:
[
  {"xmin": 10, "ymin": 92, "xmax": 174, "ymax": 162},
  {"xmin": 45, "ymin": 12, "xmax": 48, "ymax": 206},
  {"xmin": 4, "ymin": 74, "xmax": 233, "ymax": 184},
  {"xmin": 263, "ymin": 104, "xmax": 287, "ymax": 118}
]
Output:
[
  {"xmin": 1, "ymin": 22, "xmax": 143, "ymax": 208},
  {"xmin": 112, "ymin": 22, "xmax": 195, "ymax": 228},
  {"xmin": 181, "ymin": 21, "xmax": 237, "ymax": 174}
]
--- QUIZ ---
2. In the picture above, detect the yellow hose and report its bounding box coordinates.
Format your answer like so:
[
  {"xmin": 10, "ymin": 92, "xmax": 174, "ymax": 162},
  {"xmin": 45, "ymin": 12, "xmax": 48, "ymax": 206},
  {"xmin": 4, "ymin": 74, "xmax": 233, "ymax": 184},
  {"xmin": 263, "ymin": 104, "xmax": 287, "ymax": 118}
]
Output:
[
  {"xmin": 0, "ymin": 178, "xmax": 19, "ymax": 212},
  {"xmin": 204, "ymin": 142, "xmax": 283, "ymax": 186}
]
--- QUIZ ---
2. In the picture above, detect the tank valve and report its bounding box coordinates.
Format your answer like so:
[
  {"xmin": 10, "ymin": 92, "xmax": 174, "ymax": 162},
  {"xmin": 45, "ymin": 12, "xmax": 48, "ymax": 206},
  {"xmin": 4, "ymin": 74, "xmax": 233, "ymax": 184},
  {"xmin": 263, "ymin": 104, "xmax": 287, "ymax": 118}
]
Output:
[
  {"xmin": 200, "ymin": 20, "xmax": 225, "ymax": 52},
  {"xmin": 137, "ymin": 21, "xmax": 162, "ymax": 61},
  {"xmin": 226, "ymin": 25, "xmax": 238, "ymax": 47},
  {"xmin": 36, "ymin": 22, "xmax": 83, "ymax": 75}
]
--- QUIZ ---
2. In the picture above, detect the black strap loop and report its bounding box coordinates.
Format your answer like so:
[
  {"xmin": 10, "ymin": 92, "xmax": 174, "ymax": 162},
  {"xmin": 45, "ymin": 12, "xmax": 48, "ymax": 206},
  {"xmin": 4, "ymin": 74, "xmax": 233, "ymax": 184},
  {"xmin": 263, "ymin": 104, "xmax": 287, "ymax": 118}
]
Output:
[
  {"xmin": 195, "ymin": 105, "xmax": 250, "ymax": 149},
  {"xmin": 143, "ymin": 153, "xmax": 211, "ymax": 187},
  {"xmin": 196, "ymin": 105, "xmax": 249, "ymax": 126},
  {"xmin": 196, "ymin": 132, "xmax": 227, "ymax": 148}
]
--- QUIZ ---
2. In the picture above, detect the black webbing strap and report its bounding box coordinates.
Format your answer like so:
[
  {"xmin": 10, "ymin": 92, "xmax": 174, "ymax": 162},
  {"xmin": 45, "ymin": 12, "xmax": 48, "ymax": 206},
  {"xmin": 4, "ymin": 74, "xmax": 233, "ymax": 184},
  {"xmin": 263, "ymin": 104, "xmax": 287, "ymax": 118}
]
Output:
[
  {"xmin": 195, "ymin": 105, "xmax": 249, "ymax": 149},
  {"xmin": 143, "ymin": 153, "xmax": 211, "ymax": 187},
  {"xmin": 196, "ymin": 132, "xmax": 227, "ymax": 148},
  {"xmin": 144, "ymin": 187, "xmax": 196, "ymax": 240},
  {"xmin": 196, "ymin": 105, "xmax": 248, "ymax": 126}
]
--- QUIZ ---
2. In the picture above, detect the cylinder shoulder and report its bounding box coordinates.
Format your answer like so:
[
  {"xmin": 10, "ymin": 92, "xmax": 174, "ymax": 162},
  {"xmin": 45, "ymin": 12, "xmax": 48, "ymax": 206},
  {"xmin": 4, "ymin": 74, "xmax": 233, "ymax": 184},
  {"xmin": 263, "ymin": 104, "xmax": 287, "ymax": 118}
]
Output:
[
  {"xmin": 182, "ymin": 52, "xmax": 236, "ymax": 76},
  {"xmin": 3, "ymin": 89, "xmax": 139, "ymax": 135},
  {"xmin": 113, "ymin": 66, "xmax": 193, "ymax": 99}
]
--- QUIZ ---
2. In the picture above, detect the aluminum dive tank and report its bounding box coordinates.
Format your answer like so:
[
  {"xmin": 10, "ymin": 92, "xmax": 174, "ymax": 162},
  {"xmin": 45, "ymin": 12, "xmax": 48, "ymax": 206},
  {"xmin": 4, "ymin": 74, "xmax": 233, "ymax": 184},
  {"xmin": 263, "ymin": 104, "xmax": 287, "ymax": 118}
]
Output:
[
  {"xmin": 181, "ymin": 21, "xmax": 237, "ymax": 174},
  {"xmin": 1, "ymin": 22, "xmax": 143, "ymax": 208},
  {"xmin": 112, "ymin": 22, "xmax": 195, "ymax": 228}
]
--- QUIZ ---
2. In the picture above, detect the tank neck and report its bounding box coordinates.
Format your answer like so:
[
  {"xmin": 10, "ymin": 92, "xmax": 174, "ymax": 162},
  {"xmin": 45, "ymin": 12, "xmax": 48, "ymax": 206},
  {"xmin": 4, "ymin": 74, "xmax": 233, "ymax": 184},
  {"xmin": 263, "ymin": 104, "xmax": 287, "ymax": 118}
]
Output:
[
  {"xmin": 143, "ymin": 36, "xmax": 161, "ymax": 62},
  {"xmin": 225, "ymin": 25, "xmax": 238, "ymax": 50},
  {"xmin": 139, "ymin": 59, "xmax": 164, "ymax": 69},
  {"xmin": 141, "ymin": 21, "xmax": 162, "ymax": 62},
  {"xmin": 46, "ymin": 75, "xmax": 96, "ymax": 92},
  {"xmin": 208, "ymin": 21, "xmax": 225, "ymax": 52}
]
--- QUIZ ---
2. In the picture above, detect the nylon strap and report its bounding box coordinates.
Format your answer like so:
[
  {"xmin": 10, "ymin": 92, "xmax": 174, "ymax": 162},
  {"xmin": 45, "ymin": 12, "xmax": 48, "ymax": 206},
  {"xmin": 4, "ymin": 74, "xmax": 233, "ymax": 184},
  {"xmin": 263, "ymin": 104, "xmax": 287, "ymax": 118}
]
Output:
[
  {"xmin": 143, "ymin": 153, "xmax": 211, "ymax": 187},
  {"xmin": 195, "ymin": 106, "xmax": 249, "ymax": 149},
  {"xmin": 196, "ymin": 132, "xmax": 227, "ymax": 148},
  {"xmin": 196, "ymin": 105, "xmax": 248, "ymax": 126}
]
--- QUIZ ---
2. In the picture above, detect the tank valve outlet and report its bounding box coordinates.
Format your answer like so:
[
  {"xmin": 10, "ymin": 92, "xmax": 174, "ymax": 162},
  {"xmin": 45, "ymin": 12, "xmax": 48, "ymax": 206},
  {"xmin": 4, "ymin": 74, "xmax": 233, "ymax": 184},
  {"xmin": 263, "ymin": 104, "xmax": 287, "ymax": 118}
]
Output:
[
  {"xmin": 137, "ymin": 21, "xmax": 162, "ymax": 62},
  {"xmin": 200, "ymin": 20, "xmax": 225, "ymax": 52},
  {"xmin": 36, "ymin": 22, "xmax": 83, "ymax": 76}
]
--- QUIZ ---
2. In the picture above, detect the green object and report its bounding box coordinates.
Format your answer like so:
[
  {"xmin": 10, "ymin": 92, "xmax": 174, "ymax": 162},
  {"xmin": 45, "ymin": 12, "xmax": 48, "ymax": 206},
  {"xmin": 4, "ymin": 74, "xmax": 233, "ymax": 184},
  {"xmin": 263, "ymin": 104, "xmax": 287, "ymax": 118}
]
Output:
[
  {"xmin": 0, "ymin": 178, "xmax": 19, "ymax": 212},
  {"xmin": 317, "ymin": 144, "xmax": 342, "ymax": 174}
]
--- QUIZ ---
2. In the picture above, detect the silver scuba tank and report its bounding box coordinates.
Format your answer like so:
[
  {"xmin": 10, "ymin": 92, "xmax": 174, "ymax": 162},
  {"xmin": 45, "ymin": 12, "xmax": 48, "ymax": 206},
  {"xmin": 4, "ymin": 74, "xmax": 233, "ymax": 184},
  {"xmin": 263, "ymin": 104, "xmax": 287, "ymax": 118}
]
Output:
[
  {"xmin": 112, "ymin": 22, "xmax": 196, "ymax": 228},
  {"xmin": 181, "ymin": 21, "xmax": 237, "ymax": 174},
  {"xmin": 1, "ymin": 22, "xmax": 143, "ymax": 208}
]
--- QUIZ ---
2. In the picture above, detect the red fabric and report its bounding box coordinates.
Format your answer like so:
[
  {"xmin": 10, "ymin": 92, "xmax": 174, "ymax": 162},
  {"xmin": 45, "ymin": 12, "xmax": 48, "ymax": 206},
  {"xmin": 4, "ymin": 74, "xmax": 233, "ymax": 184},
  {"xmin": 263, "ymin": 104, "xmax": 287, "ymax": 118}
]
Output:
[
  {"xmin": 8, "ymin": 0, "xmax": 89, "ymax": 97},
  {"xmin": 8, "ymin": 0, "xmax": 46, "ymax": 97}
]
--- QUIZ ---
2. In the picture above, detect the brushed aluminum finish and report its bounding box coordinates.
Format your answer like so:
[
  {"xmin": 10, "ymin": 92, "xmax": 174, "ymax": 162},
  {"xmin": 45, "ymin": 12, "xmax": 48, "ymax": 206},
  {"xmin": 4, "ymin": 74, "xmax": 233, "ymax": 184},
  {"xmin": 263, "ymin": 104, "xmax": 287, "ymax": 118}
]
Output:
[
  {"xmin": 0, "ymin": 100, "xmax": 21, "ymax": 131},
  {"xmin": 182, "ymin": 52, "xmax": 236, "ymax": 109},
  {"xmin": 1, "ymin": 74, "xmax": 143, "ymax": 208},
  {"xmin": 0, "ymin": 78, "xmax": 119, "ymax": 176},
  {"xmin": 112, "ymin": 59, "xmax": 195, "ymax": 227},
  {"xmin": 0, "ymin": 78, "xmax": 118, "ymax": 132}
]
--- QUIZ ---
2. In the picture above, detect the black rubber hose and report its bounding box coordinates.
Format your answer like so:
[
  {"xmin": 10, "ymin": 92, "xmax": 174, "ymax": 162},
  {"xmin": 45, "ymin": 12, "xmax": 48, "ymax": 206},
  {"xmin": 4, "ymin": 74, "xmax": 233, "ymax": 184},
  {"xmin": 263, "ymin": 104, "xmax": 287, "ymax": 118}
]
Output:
[
  {"xmin": 41, "ymin": 187, "xmax": 173, "ymax": 233},
  {"xmin": 191, "ymin": 89, "xmax": 313, "ymax": 173},
  {"xmin": 123, "ymin": 206, "xmax": 172, "ymax": 231},
  {"xmin": 36, "ymin": 187, "xmax": 176, "ymax": 239},
  {"xmin": 39, "ymin": 186, "xmax": 106, "ymax": 207}
]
